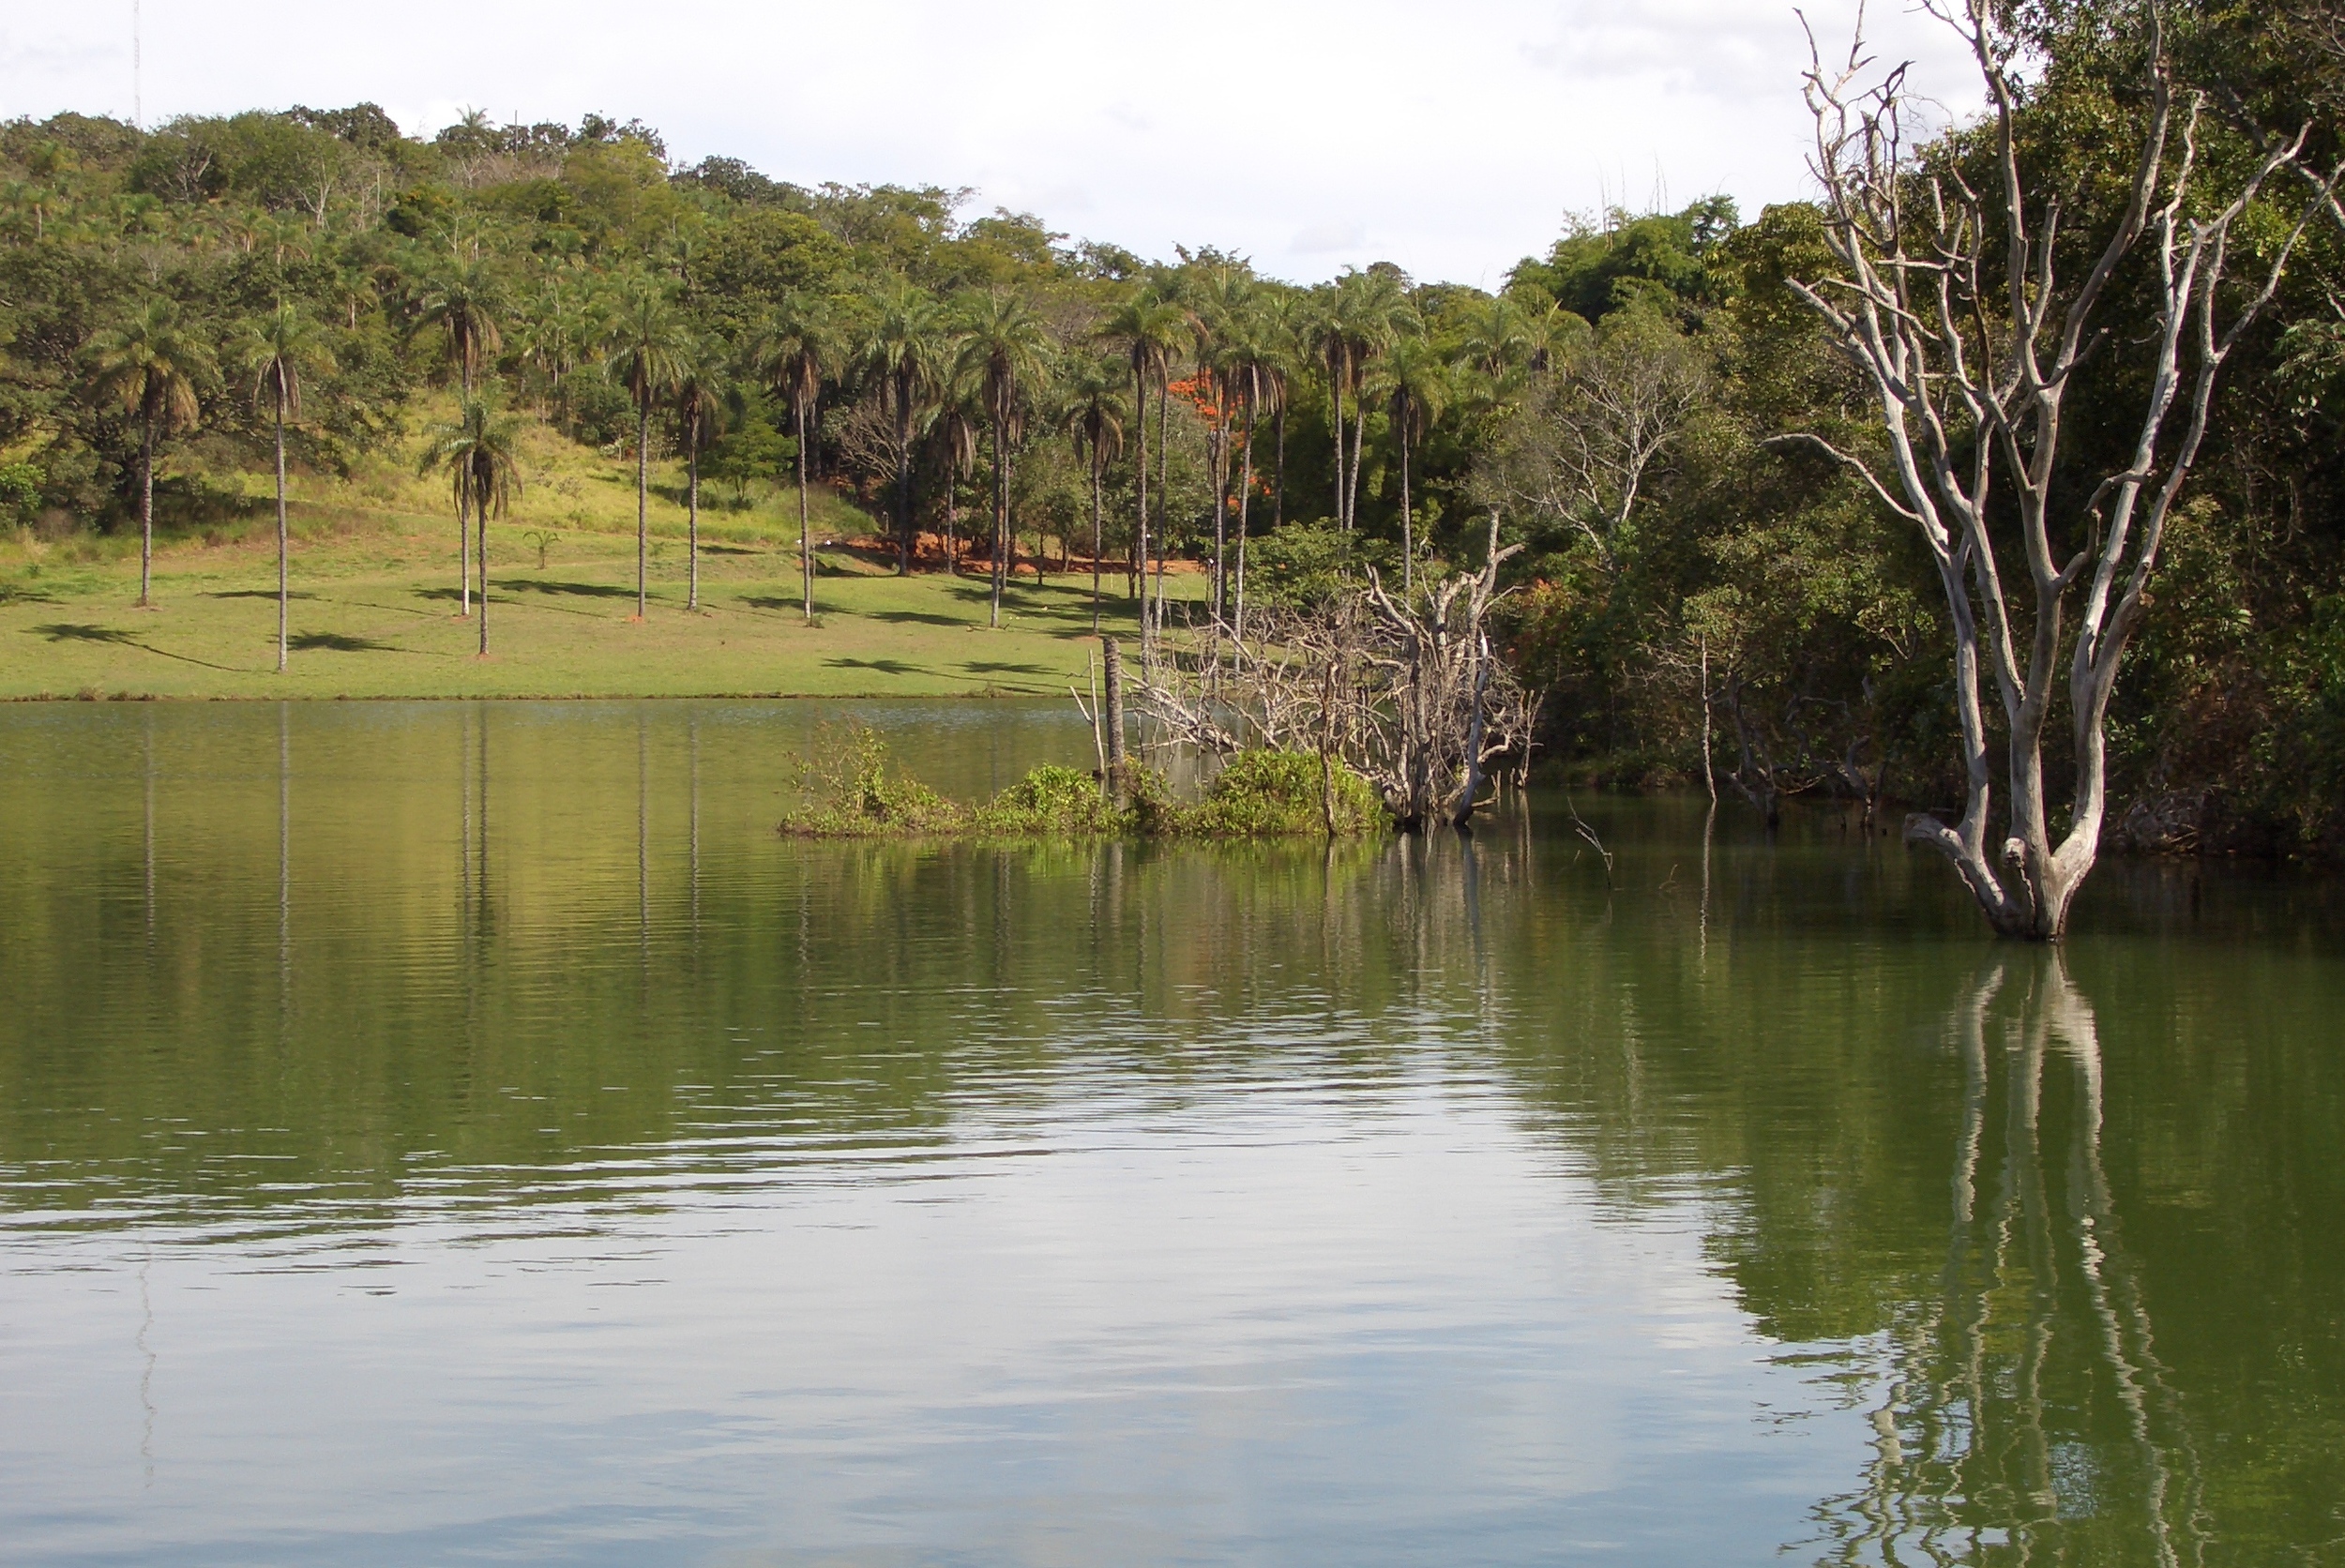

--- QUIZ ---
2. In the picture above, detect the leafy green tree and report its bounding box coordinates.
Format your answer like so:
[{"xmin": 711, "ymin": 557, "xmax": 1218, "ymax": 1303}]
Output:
[
  {"xmin": 86, "ymin": 295, "xmax": 218, "ymax": 608},
  {"xmin": 603, "ymin": 275, "xmax": 692, "ymax": 619},
  {"xmin": 234, "ymin": 304, "xmax": 333, "ymax": 671}
]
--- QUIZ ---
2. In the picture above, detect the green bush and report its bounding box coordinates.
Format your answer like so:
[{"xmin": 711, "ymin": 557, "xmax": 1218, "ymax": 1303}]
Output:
[
  {"xmin": 1178, "ymin": 748, "xmax": 1383, "ymax": 837},
  {"xmin": 972, "ymin": 763, "xmax": 1125, "ymax": 836},
  {"xmin": 779, "ymin": 732, "xmax": 1387, "ymax": 839}
]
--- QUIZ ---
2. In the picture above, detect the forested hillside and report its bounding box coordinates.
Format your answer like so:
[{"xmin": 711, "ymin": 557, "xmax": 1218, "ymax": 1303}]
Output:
[{"xmin": 4, "ymin": 0, "xmax": 2341, "ymax": 851}]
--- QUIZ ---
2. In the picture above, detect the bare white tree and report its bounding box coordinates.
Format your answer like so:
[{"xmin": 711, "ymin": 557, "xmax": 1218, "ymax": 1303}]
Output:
[
  {"xmin": 1134, "ymin": 512, "xmax": 1539, "ymax": 830},
  {"xmin": 1786, "ymin": 0, "xmax": 2335, "ymax": 938},
  {"xmin": 1475, "ymin": 312, "xmax": 1702, "ymax": 575}
]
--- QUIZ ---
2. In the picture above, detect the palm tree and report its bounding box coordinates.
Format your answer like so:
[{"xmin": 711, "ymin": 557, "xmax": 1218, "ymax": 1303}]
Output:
[
  {"xmin": 87, "ymin": 296, "xmax": 218, "ymax": 609},
  {"xmin": 235, "ymin": 305, "xmax": 333, "ymax": 671},
  {"xmin": 673, "ymin": 353, "xmax": 729, "ymax": 612},
  {"xmin": 413, "ymin": 257, "xmax": 504, "ymax": 614},
  {"xmin": 1187, "ymin": 266, "xmax": 1253, "ymax": 622},
  {"xmin": 753, "ymin": 294, "xmax": 839, "ymax": 626},
  {"xmin": 1057, "ymin": 354, "xmax": 1127, "ymax": 633},
  {"xmin": 1220, "ymin": 302, "xmax": 1290, "ymax": 640},
  {"xmin": 953, "ymin": 291, "xmax": 1055, "ymax": 627},
  {"xmin": 422, "ymin": 399, "xmax": 523, "ymax": 656},
  {"xmin": 604, "ymin": 276, "xmax": 693, "ymax": 620},
  {"xmin": 1322, "ymin": 268, "xmax": 1415, "ymax": 531},
  {"xmin": 859, "ymin": 282, "xmax": 944, "ymax": 574},
  {"xmin": 1384, "ymin": 334, "xmax": 1448, "ymax": 593},
  {"xmin": 1098, "ymin": 289, "xmax": 1186, "ymax": 638}
]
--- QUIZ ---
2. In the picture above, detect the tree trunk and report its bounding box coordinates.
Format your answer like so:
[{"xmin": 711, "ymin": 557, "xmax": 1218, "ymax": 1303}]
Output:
[
  {"xmin": 136, "ymin": 411, "xmax": 155, "ymax": 608},
  {"xmin": 990, "ymin": 419, "xmax": 1007, "ymax": 628},
  {"xmin": 1398, "ymin": 403, "xmax": 1413, "ymax": 595},
  {"xmin": 477, "ymin": 468, "xmax": 489, "ymax": 656},
  {"xmin": 1329, "ymin": 365, "xmax": 1346, "ymax": 531},
  {"xmin": 1344, "ymin": 393, "xmax": 1367, "ymax": 536},
  {"xmin": 273, "ymin": 394, "xmax": 288, "ymax": 671},
  {"xmin": 796, "ymin": 398, "xmax": 813, "ymax": 625},
  {"xmin": 1133, "ymin": 367, "xmax": 1150, "ymax": 633},
  {"xmin": 635, "ymin": 403, "xmax": 649, "ymax": 619},
  {"xmin": 686, "ymin": 413, "xmax": 700, "ymax": 611},
  {"xmin": 1154, "ymin": 372, "xmax": 1171, "ymax": 635},
  {"xmin": 1235, "ymin": 394, "xmax": 1255, "ymax": 641},
  {"xmin": 1273, "ymin": 405, "xmax": 1286, "ymax": 531},
  {"xmin": 459, "ymin": 359, "xmax": 472, "ymax": 618},
  {"xmin": 1090, "ymin": 450, "xmax": 1104, "ymax": 635}
]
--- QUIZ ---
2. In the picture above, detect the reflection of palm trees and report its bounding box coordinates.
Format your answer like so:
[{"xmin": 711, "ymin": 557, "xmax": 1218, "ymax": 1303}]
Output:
[{"xmin": 1809, "ymin": 955, "xmax": 2204, "ymax": 1566}]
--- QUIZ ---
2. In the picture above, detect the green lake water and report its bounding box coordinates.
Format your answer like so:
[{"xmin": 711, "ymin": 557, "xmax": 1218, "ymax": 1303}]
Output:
[{"xmin": 2, "ymin": 700, "xmax": 2340, "ymax": 1566}]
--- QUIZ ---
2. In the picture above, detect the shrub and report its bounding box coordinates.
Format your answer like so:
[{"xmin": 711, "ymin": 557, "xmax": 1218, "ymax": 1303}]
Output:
[{"xmin": 1179, "ymin": 748, "xmax": 1383, "ymax": 837}]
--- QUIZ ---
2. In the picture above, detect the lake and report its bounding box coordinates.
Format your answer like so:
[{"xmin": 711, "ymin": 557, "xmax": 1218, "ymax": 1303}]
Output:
[{"xmin": 2, "ymin": 701, "xmax": 2339, "ymax": 1566}]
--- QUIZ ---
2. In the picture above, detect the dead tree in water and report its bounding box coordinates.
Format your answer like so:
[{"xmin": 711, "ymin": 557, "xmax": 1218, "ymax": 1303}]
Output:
[
  {"xmin": 1134, "ymin": 511, "xmax": 1538, "ymax": 830},
  {"xmin": 1786, "ymin": 0, "xmax": 2335, "ymax": 938}
]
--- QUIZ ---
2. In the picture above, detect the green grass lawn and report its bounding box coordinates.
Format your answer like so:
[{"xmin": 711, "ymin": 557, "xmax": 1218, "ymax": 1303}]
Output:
[
  {"xmin": 0, "ymin": 509, "xmax": 1182, "ymax": 701},
  {"xmin": 1, "ymin": 402, "xmax": 1201, "ymax": 700}
]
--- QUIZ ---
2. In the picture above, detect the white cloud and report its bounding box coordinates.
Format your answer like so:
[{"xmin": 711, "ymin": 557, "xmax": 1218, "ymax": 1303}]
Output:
[{"xmin": 5, "ymin": 0, "xmax": 1983, "ymax": 286}]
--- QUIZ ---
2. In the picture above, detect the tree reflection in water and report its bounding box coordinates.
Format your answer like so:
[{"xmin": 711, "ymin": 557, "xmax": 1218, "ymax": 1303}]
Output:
[{"xmin": 1810, "ymin": 956, "xmax": 2205, "ymax": 1567}]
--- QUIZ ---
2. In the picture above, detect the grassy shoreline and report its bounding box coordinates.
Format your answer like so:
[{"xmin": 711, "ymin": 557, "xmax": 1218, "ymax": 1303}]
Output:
[{"xmin": 3, "ymin": 400, "xmax": 1189, "ymax": 701}]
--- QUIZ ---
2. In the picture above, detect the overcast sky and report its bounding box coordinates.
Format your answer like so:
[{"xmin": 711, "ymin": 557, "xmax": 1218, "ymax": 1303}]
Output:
[{"xmin": 4, "ymin": 0, "xmax": 1982, "ymax": 287}]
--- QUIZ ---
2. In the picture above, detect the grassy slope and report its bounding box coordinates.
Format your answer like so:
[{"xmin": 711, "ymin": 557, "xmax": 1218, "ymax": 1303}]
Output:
[{"xmin": 1, "ymin": 413, "xmax": 1182, "ymax": 700}]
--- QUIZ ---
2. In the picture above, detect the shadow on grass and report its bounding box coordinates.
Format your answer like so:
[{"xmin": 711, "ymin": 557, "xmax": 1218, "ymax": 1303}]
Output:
[
  {"xmin": 30, "ymin": 622, "xmax": 241, "ymax": 670},
  {"xmin": 0, "ymin": 583, "xmax": 57, "ymax": 606},
  {"xmin": 33, "ymin": 622, "xmax": 133, "ymax": 644},
  {"xmin": 208, "ymin": 589, "xmax": 319, "ymax": 600},
  {"xmin": 962, "ymin": 660, "xmax": 1053, "ymax": 676},
  {"xmin": 494, "ymin": 577, "xmax": 643, "ymax": 600},
  {"xmin": 825, "ymin": 657, "xmax": 929, "ymax": 677},
  {"xmin": 700, "ymin": 543, "xmax": 763, "ymax": 556},
  {"xmin": 290, "ymin": 631, "xmax": 407, "ymax": 653}
]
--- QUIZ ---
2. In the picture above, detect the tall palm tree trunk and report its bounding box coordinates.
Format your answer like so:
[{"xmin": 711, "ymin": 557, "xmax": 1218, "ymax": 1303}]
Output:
[
  {"xmin": 795, "ymin": 400, "xmax": 813, "ymax": 625},
  {"xmin": 1090, "ymin": 451, "xmax": 1104, "ymax": 635},
  {"xmin": 1273, "ymin": 406, "xmax": 1286, "ymax": 531},
  {"xmin": 273, "ymin": 392, "xmax": 288, "ymax": 671},
  {"xmin": 1235, "ymin": 397, "xmax": 1255, "ymax": 641},
  {"xmin": 1398, "ymin": 407, "xmax": 1413, "ymax": 595},
  {"xmin": 636, "ymin": 403, "xmax": 649, "ymax": 619},
  {"xmin": 686, "ymin": 413, "xmax": 701, "ymax": 611},
  {"xmin": 1153, "ymin": 375, "xmax": 1170, "ymax": 632},
  {"xmin": 137, "ymin": 413, "xmax": 155, "ymax": 608},
  {"xmin": 990, "ymin": 420, "xmax": 1007, "ymax": 628},
  {"xmin": 1345, "ymin": 396, "xmax": 1367, "ymax": 535},
  {"xmin": 1329, "ymin": 361, "xmax": 1346, "ymax": 532},
  {"xmin": 477, "ymin": 468, "xmax": 490, "ymax": 656},
  {"xmin": 1210, "ymin": 413, "xmax": 1228, "ymax": 626},
  {"xmin": 459, "ymin": 359, "xmax": 473, "ymax": 617},
  {"xmin": 1133, "ymin": 369, "xmax": 1149, "ymax": 619}
]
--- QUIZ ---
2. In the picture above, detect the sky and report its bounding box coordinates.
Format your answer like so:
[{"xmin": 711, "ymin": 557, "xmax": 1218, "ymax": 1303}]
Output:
[{"xmin": 2, "ymin": 0, "xmax": 1984, "ymax": 288}]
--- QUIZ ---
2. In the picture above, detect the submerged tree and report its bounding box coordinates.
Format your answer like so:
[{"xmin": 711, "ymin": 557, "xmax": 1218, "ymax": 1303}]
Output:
[
  {"xmin": 87, "ymin": 296, "xmax": 218, "ymax": 610},
  {"xmin": 1788, "ymin": 0, "xmax": 2336, "ymax": 938}
]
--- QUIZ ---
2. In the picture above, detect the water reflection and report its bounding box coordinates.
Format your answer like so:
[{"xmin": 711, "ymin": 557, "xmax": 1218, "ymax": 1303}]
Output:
[
  {"xmin": 0, "ymin": 703, "xmax": 2338, "ymax": 1566},
  {"xmin": 1806, "ymin": 957, "xmax": 2209, "ymax": 1564}
]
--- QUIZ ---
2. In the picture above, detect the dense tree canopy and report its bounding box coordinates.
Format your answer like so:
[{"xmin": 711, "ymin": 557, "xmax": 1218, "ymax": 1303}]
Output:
[{"xmin": 3, "ymin": 1, "xmax": 2341, "ymax": 852}]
